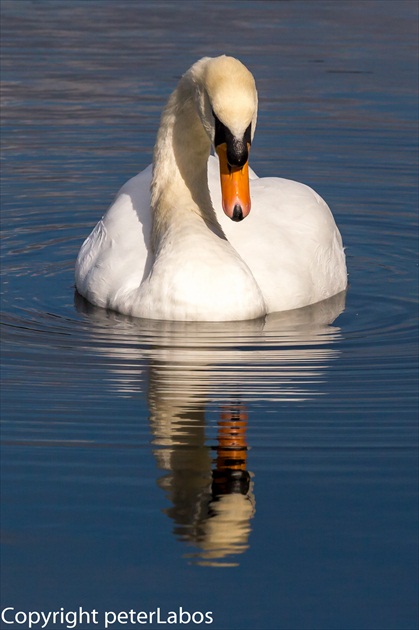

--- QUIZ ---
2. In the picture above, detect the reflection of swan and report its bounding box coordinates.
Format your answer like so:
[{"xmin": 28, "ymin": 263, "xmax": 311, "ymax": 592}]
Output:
[
  {"xmin": 151, "ymin": 401, "xmax": 254, "ymax": 567},
  {"xmin": 196, "ymin": 405, "xmax": 254, "ymax": 567},
  {"xmin": 75, "ymin": 291, "xmax": 345, "ymax": 565},
  {"xmin": 75, "ymin": 55, "xmax": 347, "ymax": 321}
]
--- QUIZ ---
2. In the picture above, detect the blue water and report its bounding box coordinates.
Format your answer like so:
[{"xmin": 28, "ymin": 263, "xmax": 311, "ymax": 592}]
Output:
[{"xmin": 1, "ymin": 1, "xmax": 418, "ymax": 629}]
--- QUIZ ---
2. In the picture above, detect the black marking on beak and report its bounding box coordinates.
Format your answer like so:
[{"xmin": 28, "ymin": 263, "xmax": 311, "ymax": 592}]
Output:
[
  {"xmin": 227, "ymin": 139, "xmax": 248, "ymax": 168},
  {"xmin": 232, "ymin": 204, "xmax": 244, "ymax": 222},
  {"xmin": 213, "ymin": 110, "xmax": 251, "ymax": 168}
]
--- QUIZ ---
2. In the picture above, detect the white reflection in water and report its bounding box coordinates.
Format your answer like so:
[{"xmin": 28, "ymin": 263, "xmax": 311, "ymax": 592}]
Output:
[{"xmin": 75, "ymin": 291, "xmax": 345, "ymax": 566}]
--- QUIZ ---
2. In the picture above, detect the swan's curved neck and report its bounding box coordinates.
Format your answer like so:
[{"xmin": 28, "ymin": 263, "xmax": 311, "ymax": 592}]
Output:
[{"xmin": 151, "ymin": 77, "xmax": 221, "ymax": 249}]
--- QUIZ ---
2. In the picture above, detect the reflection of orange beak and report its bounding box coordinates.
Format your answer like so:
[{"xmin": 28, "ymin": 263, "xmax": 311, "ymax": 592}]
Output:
[
  {"xmin": 216, "ymin": 143, "xmax": 251, "ymax": 221},
  {"xmin": 217, "ymin": 405, "xmax": 248, "ymax": 472}
]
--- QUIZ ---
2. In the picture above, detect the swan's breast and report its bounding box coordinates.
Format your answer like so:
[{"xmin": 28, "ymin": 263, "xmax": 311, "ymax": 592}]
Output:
[{"xmin": 132, "ymin": 219, "xmax": 266, "ymax": 321}]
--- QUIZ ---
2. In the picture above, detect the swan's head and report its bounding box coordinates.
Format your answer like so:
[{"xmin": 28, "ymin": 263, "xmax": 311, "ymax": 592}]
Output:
[{"xmin": 190, "ymin": 56, "xmax": 258, "ymax": 222}]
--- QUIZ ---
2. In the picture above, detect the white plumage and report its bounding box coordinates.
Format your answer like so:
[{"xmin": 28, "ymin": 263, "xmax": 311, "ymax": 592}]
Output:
[{"xmin": 75, "ymin": 56, "xmax": 347, "ymax": 321}]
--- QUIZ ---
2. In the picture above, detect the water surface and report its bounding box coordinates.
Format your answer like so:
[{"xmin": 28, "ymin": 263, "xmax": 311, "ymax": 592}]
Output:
[{"xmin": 1, "ymin": 1, "xmax": 418, "ymax": 629}]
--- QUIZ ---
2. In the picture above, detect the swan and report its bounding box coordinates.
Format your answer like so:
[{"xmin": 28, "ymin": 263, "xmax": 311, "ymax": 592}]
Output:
[{"xmin": 75, "ymin": 55, "xmax": 347, "ymax": 321}]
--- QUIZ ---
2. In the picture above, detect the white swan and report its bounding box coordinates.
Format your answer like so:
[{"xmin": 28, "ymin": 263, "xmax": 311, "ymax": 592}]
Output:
[{"xmin": 75, "ymin": 55, "xmax": 347, "ymax": 321}]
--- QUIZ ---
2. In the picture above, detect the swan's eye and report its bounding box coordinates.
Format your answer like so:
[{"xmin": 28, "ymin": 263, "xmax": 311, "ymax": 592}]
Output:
[
  {"xmin": 244, "ymin": 122, "xmax": 251, "ymax": 146},
  {"xmin": 213, "ymin": 111, "xmax": 228, "ymax": 147}
]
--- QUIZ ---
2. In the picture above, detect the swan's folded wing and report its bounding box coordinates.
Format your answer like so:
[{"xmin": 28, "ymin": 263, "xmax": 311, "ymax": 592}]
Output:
[
  {"xmin": 75, "ymin": 165, "xmax": 153, "ymax": 309},
  {"xmin": 210, "ymin": 172, "xmax": 347, "ymax": 312}
]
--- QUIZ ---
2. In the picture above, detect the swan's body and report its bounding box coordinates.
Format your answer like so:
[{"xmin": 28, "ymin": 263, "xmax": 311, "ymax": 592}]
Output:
[{"xmin": 76, "ymin": 56, "xmax": 347, "ymax": 321}]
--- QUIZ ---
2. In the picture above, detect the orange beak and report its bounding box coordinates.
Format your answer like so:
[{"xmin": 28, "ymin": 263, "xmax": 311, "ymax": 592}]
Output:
[{"xmin": 216, "ymin": 143, "xmax": 251, "ymax": 222}]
